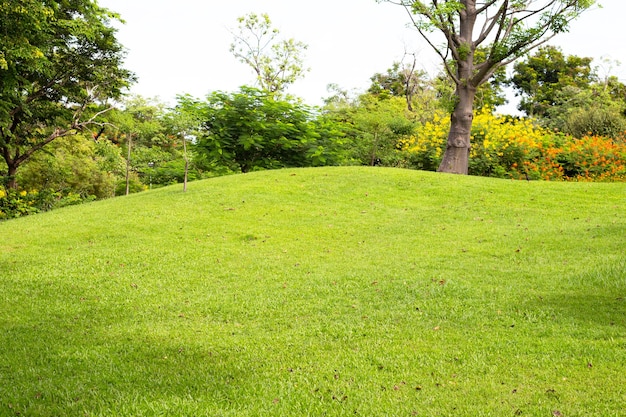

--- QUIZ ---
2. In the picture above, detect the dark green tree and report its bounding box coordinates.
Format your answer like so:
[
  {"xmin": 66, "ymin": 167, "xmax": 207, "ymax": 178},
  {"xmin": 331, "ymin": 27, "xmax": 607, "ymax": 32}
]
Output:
[
  {"xmin": 0, "ymin": 0, "xmax": 133, "ymax": 189},
  {"xmin": 508, "ymin": 46, "xmax": 594, "ymax": 117},
  {"xmin": 510, "ymin": 47, "xmax": 626, "ymax": 136}
]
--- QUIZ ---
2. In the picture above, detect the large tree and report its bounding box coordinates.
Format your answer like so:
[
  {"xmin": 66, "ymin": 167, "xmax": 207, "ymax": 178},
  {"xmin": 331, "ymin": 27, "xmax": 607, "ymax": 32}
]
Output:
[
  {"xmin": 0, "ymin": 0, "xmax": 133, "ymax": 189},
  {"xmin": 380, "ymin": 0, "xmax": 595, "ymax": 174}
]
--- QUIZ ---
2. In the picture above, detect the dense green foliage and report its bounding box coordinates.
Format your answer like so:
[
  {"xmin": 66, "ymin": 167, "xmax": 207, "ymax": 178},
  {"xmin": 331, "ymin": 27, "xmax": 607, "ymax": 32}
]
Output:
[
  {"xmin": 509, "ymin": 46, "xmax": 626, "ymax": 137},
  {"xmin": 0, "ymin": 0, "xmax": 133, "ymax": 189},
  {"xmin": 509, "ymin": 46, "xmax": 595, "ymax": 117},
  {"xmin": 177, "ymin": 87, "xmax": 344, "ymax": 173},
  {"xmin": 1, "ymin": 168, "xmax": 624, "ymax": 415}
]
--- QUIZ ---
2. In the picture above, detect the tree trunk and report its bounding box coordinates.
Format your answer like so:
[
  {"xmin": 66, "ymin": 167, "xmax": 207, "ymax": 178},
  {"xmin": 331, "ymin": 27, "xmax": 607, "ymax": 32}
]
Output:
[
  {"xmin": 125, "ymin": 134, "xmax": 132, "ymax": 195},
  {"xmin": 183, "ymin": 137, "xmax": 188, "ymax": 192},
  {"xmin": 370, "ymin": 132, "xmax": 379, "ymax": 166},
  {"xmin": 437, "ymin": 85, "xmax": 476, "ymax": 175},
  {"xmin": 5, "ymin": 163, "xmax": 19, "ymax": 190}
]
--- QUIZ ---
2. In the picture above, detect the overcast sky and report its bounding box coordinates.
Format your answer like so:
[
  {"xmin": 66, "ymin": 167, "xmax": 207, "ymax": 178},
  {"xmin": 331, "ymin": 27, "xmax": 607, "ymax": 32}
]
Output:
[{"xmin": 98, "ymin": 0, "xmax": 626, "ymax": 111}]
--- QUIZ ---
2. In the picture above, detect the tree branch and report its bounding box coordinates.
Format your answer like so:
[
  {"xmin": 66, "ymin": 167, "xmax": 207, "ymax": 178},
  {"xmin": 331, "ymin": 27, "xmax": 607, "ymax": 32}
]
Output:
[{"xmin": 396, "ymin": 2, "xmax": 460, "ymax": 84}]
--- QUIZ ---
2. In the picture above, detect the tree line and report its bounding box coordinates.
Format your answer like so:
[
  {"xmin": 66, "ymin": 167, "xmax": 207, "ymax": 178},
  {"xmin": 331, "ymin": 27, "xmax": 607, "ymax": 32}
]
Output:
[{"xmin": 3, "ymin": 1, "xmax": 623, "ymax": 220}]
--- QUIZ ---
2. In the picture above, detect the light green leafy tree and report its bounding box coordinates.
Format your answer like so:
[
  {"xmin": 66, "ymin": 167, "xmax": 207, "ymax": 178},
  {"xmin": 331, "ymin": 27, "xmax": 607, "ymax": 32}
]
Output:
[
  {"xmin": 379, "ymin": 0, "xmax": 595, "ymax": 174},
  {"xmin": 230, "ymin": 13, "xmax": 309, "ymax": 94},
  {"xmin": 102, "ymin": 97, "xmax": 196, "ymax": 195},
  {"xmin": 367, "ymin": 56, "xmax": 436, "ymax": 113},
  {"xmin": 325, "ymin": 93, "xmax": 418, "ymax": 167},
  {"xmin": 17, "ymin": 134, "xmax": 120, "ymax": 201}
]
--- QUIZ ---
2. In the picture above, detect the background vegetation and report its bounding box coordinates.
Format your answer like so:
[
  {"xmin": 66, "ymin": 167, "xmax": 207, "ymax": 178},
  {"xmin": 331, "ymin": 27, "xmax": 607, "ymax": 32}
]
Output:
[{"xmin": 2, "ymin": 5, "xmax": 625, "ymax": 220}]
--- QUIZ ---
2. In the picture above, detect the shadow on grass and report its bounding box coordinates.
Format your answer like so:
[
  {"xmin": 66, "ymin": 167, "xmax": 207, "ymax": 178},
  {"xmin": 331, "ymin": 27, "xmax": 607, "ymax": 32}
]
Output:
[
  {"xmin": 528, "ymin": 293, "xmax": 626, "ymax": 328},
  {"xmin": 0, "ymin": 281, "xmax": 257, "ymax": 416},
  {"xmin": 520, "ymin": 258, "xmax": 626, "ymax": 329}
]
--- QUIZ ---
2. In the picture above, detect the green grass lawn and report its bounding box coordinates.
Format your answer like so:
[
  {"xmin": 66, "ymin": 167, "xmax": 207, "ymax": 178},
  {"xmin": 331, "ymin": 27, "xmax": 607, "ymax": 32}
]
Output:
[{"xmin": 1, "ymin": 167, "xmax": 625, "ymax": 416}]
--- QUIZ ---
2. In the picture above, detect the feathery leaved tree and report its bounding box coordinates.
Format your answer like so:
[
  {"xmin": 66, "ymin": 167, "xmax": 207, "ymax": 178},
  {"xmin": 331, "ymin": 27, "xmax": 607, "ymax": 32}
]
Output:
[
  {"xmin": 380, "ymin": 0, "xmax": 595, "ymax": 174},
  {"xmin": 229, "ymin": 13, "xmax": 309, "ymax": 94}
]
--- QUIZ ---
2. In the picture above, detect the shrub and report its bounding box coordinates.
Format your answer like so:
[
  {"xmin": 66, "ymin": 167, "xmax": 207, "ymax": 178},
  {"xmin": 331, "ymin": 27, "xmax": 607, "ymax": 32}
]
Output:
[
  {"xmin": 516, "ymin": 135, "xmax": 626, "ymax": 182},
  {"xmin": 401, "ymin": 108, "xmax": 626, "ymax": 181},
  {"xmin": 399, "ymin": 111, "xmax": 447, "ymax": 171},
  {"xmin": 0, "ymin": 188, "xmax": 100, "ymax": 220},
  {"xmin": 468, "ymin": 109, "xmax": 545, "ymax": 178},
  {"xmin": 564, "ymin": 107, "xmax": 626, "ymax": 139},
  {"xmin": 0, "ymin": 189, "xmax": 39, "ymax": 219}
]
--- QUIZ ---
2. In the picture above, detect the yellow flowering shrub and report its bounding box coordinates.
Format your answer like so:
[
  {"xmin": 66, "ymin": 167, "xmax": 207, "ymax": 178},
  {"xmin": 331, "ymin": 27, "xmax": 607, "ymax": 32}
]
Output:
[
  {"xmin": 401, "ymin": 107, "xmax": 626, "ymax": 181},
  {"xmin": 399, "ymin": 110, "xmax": 449, "ymax": 171},
  {"xmin": 0, "ymin": 188, "xmax": 39, "ymax": 219}
]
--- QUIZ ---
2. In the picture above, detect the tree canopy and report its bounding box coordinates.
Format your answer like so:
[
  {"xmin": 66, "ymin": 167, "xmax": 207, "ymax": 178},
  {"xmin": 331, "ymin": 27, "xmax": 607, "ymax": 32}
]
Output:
[
  {"xmin": 0, "ymin": 0, "xmax": 133, "ymax": 188},
  {"xmin": 509, "ymin": 46, "xmax": 594, "ymax": 117},
  {"xmin": 508, "ymin": 46, "xmax": 626, "ymax": 137}
]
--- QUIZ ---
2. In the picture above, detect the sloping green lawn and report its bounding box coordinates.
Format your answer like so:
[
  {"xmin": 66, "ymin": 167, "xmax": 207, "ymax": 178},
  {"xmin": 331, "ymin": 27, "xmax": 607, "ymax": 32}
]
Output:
[{"xmin": 1, "ymin": 167, "xmax": 624, "ymax": 416}]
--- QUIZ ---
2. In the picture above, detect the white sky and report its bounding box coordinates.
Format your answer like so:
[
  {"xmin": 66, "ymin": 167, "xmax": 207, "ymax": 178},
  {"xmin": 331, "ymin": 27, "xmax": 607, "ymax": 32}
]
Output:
[{"xmin": 98, "ymin": 0, "xmax": 626, "ymax": 110}]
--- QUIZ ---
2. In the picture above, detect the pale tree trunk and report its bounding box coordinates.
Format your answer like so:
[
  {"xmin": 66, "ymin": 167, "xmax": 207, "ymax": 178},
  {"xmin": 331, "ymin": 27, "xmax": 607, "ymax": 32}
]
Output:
[
  {"xmin": 437, "ymin": 0, "xmax": 477, "ymax": 175},
  {"xmin": 125, "ymin": 134, "xmax": 132, "ymax": 196},
  {"xmin": 437, "ymin": 85, "xmax": 476, "ymax": 174},
  {"xmin": 182, "ymin": 137, "xmax": 188, "ymax": 192}
]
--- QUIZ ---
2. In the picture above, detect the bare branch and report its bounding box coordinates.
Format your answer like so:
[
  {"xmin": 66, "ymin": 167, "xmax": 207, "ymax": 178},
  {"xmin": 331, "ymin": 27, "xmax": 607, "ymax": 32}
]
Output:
[
  {"xmin": 476, "ymin": 0, "xmax": 500, "ymax": 15},
  {"xmin": 474, "ymin": 0, "xmax": 508, "ymax": 47},
  {"xmin": 398, "ymin": 2, "xmax": 460, "ymax": 84}
]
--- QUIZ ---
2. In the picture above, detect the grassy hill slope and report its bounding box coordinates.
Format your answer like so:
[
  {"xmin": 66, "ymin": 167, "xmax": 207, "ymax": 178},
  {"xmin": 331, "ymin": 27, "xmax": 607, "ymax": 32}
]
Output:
[{"xmin": 1, "ymin": 167, "xmax": 625, "ymax": 416}]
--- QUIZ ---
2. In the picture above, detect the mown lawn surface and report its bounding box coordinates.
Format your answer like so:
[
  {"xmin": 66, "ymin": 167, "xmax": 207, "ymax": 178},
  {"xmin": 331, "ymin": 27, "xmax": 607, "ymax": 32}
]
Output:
[{"xmin": 1, "ymin": 167, "xmax": 625, "ymax": 416}]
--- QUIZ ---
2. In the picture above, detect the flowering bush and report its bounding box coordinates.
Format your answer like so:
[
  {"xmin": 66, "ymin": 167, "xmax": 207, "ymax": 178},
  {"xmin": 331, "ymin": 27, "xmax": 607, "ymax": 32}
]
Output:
[
  {"xmin": 0, "ymin": 189, "xmax": 39, "ymax": 219},
  {"xmin": 399, "ymin": 111, "xmax": 448, "ymax": 171},
  {"xmin": 0, "ymin": 188, "xmax": 96, "ymax": 220},
  {"xmin": 514, "ymin": 134, "xmax": 626, "ymax": 181},
  {"xmin": 401, "ymin": 108, "xmax": 626, "ymax": 182},
  {"xmin": 468, "ymin": 109, "xmax": 545, "ymax": 178}
]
